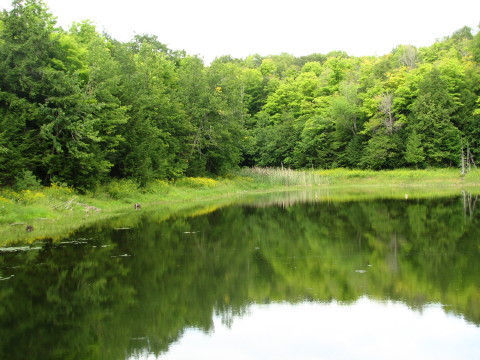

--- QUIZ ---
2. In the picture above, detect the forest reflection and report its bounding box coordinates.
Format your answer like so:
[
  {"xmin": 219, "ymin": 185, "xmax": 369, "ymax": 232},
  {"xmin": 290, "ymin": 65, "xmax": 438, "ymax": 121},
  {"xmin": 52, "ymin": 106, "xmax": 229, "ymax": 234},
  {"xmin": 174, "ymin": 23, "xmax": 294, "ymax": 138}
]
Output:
[{"xmin": 0, "ymin": 192, "xmax": 479, "ymax": 359}]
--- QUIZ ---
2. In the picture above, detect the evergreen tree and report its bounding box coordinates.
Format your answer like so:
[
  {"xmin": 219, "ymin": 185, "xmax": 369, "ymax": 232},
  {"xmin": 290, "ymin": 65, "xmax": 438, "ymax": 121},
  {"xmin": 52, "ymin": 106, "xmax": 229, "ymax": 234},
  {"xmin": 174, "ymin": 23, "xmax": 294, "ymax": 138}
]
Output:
[
  {"xmin": 409, "ymin": 68, "xmax": 461, "ymax": 166},
  {"xmin": 405, "ymin": 130, "xmax": 425, "ymax": 168}
]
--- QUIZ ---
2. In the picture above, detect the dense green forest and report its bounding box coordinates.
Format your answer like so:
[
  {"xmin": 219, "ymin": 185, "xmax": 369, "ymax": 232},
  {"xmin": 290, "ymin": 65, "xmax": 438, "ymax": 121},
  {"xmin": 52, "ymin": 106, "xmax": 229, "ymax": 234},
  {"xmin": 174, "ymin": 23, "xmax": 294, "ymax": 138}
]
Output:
[{"xmin": 1, "ymin": 0, "xmax": 480, "ymax": 189}]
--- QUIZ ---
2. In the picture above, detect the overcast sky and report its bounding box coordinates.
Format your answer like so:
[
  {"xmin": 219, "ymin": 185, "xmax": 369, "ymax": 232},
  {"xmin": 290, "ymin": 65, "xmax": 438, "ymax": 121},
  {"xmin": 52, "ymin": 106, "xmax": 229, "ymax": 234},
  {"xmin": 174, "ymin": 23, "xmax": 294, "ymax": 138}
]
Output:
[
  {"xmin": 1, "ymin": 0, "xmax": 479, "ymax": 63},
  {"xmin": 160, "ymin": 299, "xmax": 480, "ymax": 360}
]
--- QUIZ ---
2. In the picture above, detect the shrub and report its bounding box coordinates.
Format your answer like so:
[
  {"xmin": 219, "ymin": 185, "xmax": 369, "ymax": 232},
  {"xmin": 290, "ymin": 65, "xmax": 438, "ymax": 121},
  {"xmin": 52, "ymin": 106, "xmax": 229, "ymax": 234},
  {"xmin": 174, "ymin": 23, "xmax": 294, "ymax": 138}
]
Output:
[
  {"xmin": 44, "ymin": 182, "xmax": 75, "ymax": 200},
  {"xmin": 14, "ymin": 170, "xmax": 41, "ymax": 191},
  {"xmin": 144, "ymin": 180, "xmax": 172, "ymax": 194},
  {"xmin": 105, "ymin": 180, "xmax": 139, "ymax": 200},
  {"xmin": 0, "ymin": 196, "xmax": 13, "ymax": 205},
  {"xmin": 175, "ymin": 177, "xmax": 220, "ymax": 189},
  {"xmin": 19, "ymin": 190, "xmax": 46, "ymax": 203}
]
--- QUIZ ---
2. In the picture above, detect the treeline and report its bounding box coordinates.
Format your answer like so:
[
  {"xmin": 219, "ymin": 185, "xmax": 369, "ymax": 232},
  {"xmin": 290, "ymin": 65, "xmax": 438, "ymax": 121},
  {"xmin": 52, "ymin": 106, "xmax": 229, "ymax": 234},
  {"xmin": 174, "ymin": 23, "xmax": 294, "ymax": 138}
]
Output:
[{"xmin": 1, "ymin": 0, "xmax": 480, "ymax": 189}]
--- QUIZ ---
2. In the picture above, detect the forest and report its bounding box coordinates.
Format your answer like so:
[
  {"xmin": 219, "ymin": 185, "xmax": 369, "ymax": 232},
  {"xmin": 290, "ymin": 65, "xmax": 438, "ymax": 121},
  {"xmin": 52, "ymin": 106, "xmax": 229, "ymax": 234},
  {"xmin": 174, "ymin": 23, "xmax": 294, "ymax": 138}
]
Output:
[{"xmin": 1, "ymin": 0, "xmax": 480, "ymax": 189}]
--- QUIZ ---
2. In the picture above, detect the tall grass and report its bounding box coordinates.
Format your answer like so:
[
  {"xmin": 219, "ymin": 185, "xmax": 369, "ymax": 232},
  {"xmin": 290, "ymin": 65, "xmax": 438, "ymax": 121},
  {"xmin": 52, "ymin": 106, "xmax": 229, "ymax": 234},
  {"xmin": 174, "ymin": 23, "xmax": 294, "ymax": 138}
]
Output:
[
  {"xmin": 237, "ymin": 166, "xmax": 480, "ymax": 190},
  {"xmin": 313, "ymin": 167, "xmax": 471, "ymax": 185},
  {"xmin": 238, "ymin": 167, "xmax": 328, "ymax": 187},
  {"xmin": 464, "ymin": 169, "xmax": 480, "ymax": 183},
  {"xmin": 237, "ymin": 167, "xmax": 475, "ymax": 187}
]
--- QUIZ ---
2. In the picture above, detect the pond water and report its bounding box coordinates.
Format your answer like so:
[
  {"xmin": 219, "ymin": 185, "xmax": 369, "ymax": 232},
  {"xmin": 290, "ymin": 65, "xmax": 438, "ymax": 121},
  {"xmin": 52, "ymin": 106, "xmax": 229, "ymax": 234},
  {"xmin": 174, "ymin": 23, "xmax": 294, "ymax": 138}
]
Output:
[{"xmin": 0, "ymin": 191, "xmax": 480, "ymax": 359}]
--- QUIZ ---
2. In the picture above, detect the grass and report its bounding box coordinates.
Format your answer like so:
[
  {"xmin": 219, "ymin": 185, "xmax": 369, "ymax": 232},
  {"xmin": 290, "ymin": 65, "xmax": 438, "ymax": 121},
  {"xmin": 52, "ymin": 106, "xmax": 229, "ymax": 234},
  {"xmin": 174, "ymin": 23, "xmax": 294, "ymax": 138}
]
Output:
[
  {"xmin": 239, "ymin": 167, "xmax": 480, "ymax": 188},
  {"xmin": 314, "ymin": 167, "xmax": 473, "ymax": 185},
  {"xmin": 237, "ymin": 167, "xmax": 328, "ymax": 186},
  {"xmin": 1, "ymin": 167, "xmax": 479, "ymax": 246},
  {"xmin": 0, "ymin": 176, "xmax": 265, "ymax": 245}
]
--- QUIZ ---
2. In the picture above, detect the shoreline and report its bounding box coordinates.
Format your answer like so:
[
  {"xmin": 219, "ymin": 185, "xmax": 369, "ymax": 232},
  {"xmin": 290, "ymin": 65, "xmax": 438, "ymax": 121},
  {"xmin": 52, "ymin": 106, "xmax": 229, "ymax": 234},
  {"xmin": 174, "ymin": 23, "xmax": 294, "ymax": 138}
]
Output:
[{"xmin": 1, "ymin": 168, "xmax": 479, "ymax": 245}]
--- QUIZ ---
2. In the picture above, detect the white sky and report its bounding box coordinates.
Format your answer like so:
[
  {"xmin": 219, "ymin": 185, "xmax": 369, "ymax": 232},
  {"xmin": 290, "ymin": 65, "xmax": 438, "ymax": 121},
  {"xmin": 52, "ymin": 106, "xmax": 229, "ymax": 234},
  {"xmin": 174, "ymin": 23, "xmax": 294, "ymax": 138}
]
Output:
[
  {"xmin": 1, "ymin": 0, "xmax": 480, "ymax": 63},
  {"xmin": 153, "ymin": 299, "xmax": 480, "ymax": 360}
]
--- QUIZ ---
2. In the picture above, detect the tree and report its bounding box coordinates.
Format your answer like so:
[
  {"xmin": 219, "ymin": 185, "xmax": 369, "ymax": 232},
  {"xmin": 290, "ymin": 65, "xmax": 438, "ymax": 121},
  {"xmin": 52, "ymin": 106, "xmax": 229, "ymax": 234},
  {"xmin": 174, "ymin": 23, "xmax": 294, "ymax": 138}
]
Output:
[
  {"xmin": 471, "ymin": 24, "xmax": 480, "ymax": 62},
  {"xmin": 0, "ymin": 0, "xmax": 56, "ymax": 183},
  {"xmin": 360, "ymin": 131, "xmax": 396, "ymax": 169},
  {"xmin": 0, "ymin": 93, "xmax": 45, "ymax": 184},
  {"xmin": 113, "ymin": 36, "xmax": 189, "ymax": 184},
  {"xmin": 294, "ymin": 116, "xmax": 335, "ymax": 168},
  {"xmin": 177, "ymin": 56, "xmax": 246, "ymax": 176},
  {"xmin": 395, "ymin": 45, "xmax": 418, "ymax": 68},
  {"xmin": 1, "ymin": 2, "xmax": 480, "ymax": 187},
  {"xmin": 203, "ymin": 60, "xmax": 247, "ymax": 174},
  {"xmin": 253, "ymin": 112, "xmax": 299, "ymax": 167},
  {"xmin": 331, "ymin": 81, "xmax": 361, "ymax": 136},
  {"xmin": 404, "ymin": 130, "xmax": 425, "ymax": 168},
  {"xmin": 409, "ymin": 68, "xmax": 461, "ymax": 166},
  {"xmin": 0, "ymin": 0, "xmax": 109, "ymax": 187},
  {"xmin": 379, "ymin": 93, "xmax": 400, "ymax": 135},
  {"xmin": 0, "ymin": 0, "xmax": 58, "ymax": 102}
]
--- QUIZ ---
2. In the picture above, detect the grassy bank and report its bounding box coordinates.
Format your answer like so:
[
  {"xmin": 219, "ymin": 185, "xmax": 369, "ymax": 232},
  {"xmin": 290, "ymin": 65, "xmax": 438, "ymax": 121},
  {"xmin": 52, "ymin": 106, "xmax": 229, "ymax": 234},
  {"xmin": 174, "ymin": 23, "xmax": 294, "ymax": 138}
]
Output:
[
  {"xmin": 1, "ymin": 168, "xmax": 479, "ymax": 245},
  {"xmin": 239, "ymin": 167, "xmax": 480, "ymax": 187},
  {"xmin": 0, "ymin": 177, "xmax": 257, "ymax": 244}
]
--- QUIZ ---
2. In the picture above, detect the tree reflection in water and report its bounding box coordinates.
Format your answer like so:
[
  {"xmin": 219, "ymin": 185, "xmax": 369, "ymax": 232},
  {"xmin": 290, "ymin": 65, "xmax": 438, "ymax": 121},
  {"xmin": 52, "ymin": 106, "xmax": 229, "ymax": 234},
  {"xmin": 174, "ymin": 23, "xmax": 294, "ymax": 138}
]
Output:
[{"xmin": 0, "ymin": 193, "xmax": 479, "ymax": 359}]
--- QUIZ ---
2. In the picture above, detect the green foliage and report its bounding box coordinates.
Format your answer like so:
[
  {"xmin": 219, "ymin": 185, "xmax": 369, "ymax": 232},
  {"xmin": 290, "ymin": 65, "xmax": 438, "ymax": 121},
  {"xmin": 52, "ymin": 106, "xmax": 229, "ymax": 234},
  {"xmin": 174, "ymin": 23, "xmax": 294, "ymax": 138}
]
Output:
[
  {"xmin": 294, "ymin": 117, "xmax": 335, "ymax": 168},
  {"xmin": 409, "ymin": 68, "xmax": 461, "ymax": 166},
  {"xmin": 144, "ymin": 179, "xmax": 172, "ymax": 194},
  {"xmin": 175, "ymin": 177, "xmax": 219, "ymax": 189},
  {"xmin": 104, "ymin": 179, "xmax": 139, "ymax": 201},
  {"xmin": 405, "ymin": 130, "xmax": 425, "ymax": 167},
  {"xmin": 43, "ymin": 182, "xmax": 75, "ymax": 200},
  {"xmin": 14, "ymin": 170, "xmax": 41, "ymax": 191},
  {"xmin": 0, "ymin": 0, "xmax": 479, "ymax": 188},
  {"xmin": 361, "ymin": 132, "xmax": 397, "ymax": 169}
]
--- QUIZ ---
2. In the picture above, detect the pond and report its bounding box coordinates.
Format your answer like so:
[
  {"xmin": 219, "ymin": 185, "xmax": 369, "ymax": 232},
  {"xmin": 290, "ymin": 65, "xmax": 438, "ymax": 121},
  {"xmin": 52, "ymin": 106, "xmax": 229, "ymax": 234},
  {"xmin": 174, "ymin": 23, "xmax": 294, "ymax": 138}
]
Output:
[{"xmin": 0, "ymin": 191, "xmax": 479, "ymax": 359}]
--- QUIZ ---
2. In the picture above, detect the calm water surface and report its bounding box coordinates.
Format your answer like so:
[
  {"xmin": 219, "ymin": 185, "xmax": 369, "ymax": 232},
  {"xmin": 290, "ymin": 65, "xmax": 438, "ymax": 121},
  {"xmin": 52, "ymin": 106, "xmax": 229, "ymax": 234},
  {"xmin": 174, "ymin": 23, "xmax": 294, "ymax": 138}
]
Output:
[{"xmin": 1, "ymin": 191, "xmax": 480, "ymax": 359}]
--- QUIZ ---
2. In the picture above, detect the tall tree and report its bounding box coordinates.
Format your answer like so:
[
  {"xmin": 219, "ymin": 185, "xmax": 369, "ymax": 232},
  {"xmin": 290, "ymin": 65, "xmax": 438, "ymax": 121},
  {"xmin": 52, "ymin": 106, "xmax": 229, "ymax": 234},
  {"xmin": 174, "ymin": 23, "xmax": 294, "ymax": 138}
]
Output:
[
  {"xmin": 113, "ymin": 36, "xmax": 189, "ymax": 184},
  {"xmin": 404, "ymin": 130, "xmax": 425, "ymax": 168},
  {"xmin": 0, "ymin": 0, "xmax": 56, "ymax": 184},
  {"xmin": 409, "ymin": 68, "xmax": 461, "ymax": 166},
  {"xmin": 0, "ymin": 0, "xmax": 110, "ymax": 187}
]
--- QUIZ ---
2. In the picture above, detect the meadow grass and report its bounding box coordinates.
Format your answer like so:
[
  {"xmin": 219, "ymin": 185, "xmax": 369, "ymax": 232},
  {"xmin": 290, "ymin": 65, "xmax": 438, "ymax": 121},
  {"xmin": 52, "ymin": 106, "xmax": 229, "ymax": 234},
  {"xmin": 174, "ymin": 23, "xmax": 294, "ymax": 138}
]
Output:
[
  {"xmin": 238, "ymin": 167, "xmax": 480, "ymax": 187},
  {"xmin": 237, "ymin": 167, "xmax": 328, "ymax": 186},
  {"xmin": 1, "ymin": 168, "xmax": 479, "ymax": 245},
  {"xmin": 314, "ymin": 168, "xmax": 469, "ymax": 186},
  {"xmin": 0, "ymin": 176, "xmax": 262, "ymax": 245}
]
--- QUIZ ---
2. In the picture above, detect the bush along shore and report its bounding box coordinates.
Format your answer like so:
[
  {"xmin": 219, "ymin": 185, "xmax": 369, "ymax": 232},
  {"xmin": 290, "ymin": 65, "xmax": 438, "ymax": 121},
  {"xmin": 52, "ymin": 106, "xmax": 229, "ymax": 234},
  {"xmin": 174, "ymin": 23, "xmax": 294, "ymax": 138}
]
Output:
[{"xmin": 1, "ymin": 168, "xmax": 480, "ymax": 245}]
